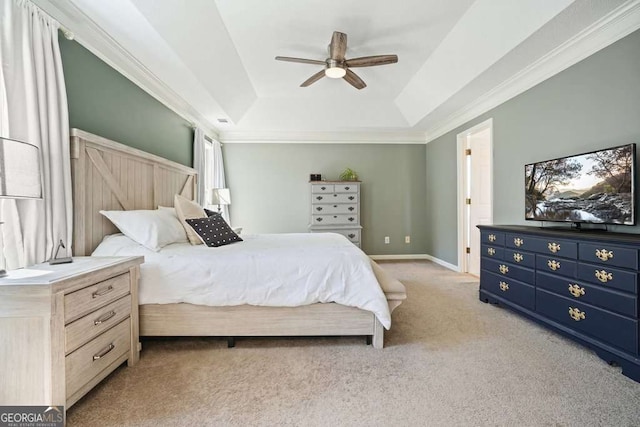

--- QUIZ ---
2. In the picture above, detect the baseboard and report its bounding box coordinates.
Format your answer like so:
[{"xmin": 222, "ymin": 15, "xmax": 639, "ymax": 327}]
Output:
[
  {"xmin": 423, "ymin": 254, "xmax": 461, "ymax": 272},
  {"xmin": 369, "ymin": 254, "xmax": 431, "ymax": 261}
]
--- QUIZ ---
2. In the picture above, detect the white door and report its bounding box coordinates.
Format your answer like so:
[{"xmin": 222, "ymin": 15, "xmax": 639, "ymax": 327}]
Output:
[{"xmin": 467, "ymin": 128, "xmax": 492, "ymax": 276}]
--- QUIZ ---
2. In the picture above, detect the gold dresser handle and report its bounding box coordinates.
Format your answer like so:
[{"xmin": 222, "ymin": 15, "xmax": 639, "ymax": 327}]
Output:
[
  {"xmin": 568, "ymin": 284, "xmax": 585, "ymax": 298},
  {"xmin": 513, "ymin": 253, "xmax": 523, "ymax": 263},
  {"xmin": 94, "ymin": 310, "xmax": 117, "ymax": 326},
  {"xmin": 568, "ymin": 307, "xmax": 586, "ymax": 322},
  {"xmin": 595, "ymin": 269, "xmax": 613, "ymax": 283},
  {"xmin": 595, "ymin": 249, "xmax": 614, "ymax": 261},
  {"xmin": 514, "ymin": 237, "xmax": 524, "ymax": 247},
  {"xmin": 547, "ymin": 260, "xmax": 561, "ymax": 271},
  {"xmin": 93, "ymin": 343, "xmax": 115, "ymax": 361},
  {"xmin": 499, "ymin": 281, "xmax": 509, "ymax": 292},
  {"xmin": 499, "ymin": 264, "xmax": 509, "ymax": 274},
  {"xmin": 548, "ymin": 242, "xmax": 561, "ymax": 253},
  {"xmin": 488, "ymin": 234, "xmax": 496, "ymax": 242},
  {"xmin": 487, "ymin": 247, "xmax": 496, "ymax": 256}
]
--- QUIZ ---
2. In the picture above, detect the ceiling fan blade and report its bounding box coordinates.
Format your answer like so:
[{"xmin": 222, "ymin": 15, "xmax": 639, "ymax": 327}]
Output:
[
  {"xmin": 275, "ymin": 56, "xmax": 326, "ymax": 66},
  {"xmin": 345, "ymin": 55, "xmax": 398, "ymax": 68},
  {"xmin": 329, "ymin": 31, "xmax": 347, "ymax": 60},
  {"xmin": 343, "ymin": 69, "xmax": 366, "ymax": 90},
  {"xmin": 300, "ymin": 70, "xmax": 326, "ymax": 87}
]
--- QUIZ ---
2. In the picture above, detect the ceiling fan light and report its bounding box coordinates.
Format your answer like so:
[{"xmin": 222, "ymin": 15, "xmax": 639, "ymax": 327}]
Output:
[{"xmin": 325, "ymin": 66, "xmax": 346, "ymax": 79}]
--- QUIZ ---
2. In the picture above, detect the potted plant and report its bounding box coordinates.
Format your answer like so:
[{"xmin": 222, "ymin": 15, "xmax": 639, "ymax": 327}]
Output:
[{"xmin": 339, "ymin": 167, "xmax": 358, "ymax": 181}]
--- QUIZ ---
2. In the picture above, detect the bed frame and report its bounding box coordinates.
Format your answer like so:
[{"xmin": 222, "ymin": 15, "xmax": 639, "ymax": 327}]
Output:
[{"xmin": 70, "ymin": 129, "xmax": 405, "ymax": 348}]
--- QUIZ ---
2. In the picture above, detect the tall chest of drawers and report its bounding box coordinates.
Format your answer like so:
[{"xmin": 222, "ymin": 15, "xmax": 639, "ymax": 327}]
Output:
[
  {"xmin": 478, "ymin": 225, "xmax": 640, "ymax": 381},
  {"xmin": 309, "ymin": 181, "xmax": 362, "ymax": 247},
  {"xmin": 0, "ymin": 256, "xmax": 143, "ymax": 411}
]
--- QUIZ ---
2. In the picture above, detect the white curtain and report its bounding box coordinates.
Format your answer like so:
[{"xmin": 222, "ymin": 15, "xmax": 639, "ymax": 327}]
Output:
[
  {"xmin": 0, "ymin": 0, "xmax": 73, "ymax": 269},
  {"xmin": 193, "ymin": 128, "xmax": 229, "ymax": 222}
]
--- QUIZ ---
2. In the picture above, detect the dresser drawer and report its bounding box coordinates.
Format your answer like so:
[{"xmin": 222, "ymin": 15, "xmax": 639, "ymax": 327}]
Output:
[
  {"xmin": 482, "ymin": 245, "xmax": 504, "ymax": 260},
  {"xmin": 311, "ymin": 184, "xmax": 334, "ymax": 193},
  {"xmin": 334, "ymin": 183, "xmax": 358, "ymax": 193},
  {"xmin": 311, "ymin": 214, "xmax": 358, "ymax": 225},
  {"xmin": 66, "ymin": 318, "xmax": 131, "ymax": 400},
  {"xmin": 504, "ymin": 249, "xmax": 535, "ymax": 268},
  {"xmin": 579, "ymin": 243, "xmax": 638, "ymax": 269},
  {"xmin": 65, "ymin": 273, "xmax": 131, "ymax": 323},
  {"xmin": 532, "ymin": 238, "xmax": 577, "ymax": 259},
  {"xmin": 482, "ymin": 231, "xmax": 504, "ymax": 246},
  {"xmin": 505, "ymin": 234, "xmax": 542, "ymax": 251},
  {"xmin": 536, "ymin": 289, "xmax": 637, "ymax": 354},
  {"xmin": 536, "ymin": 272, "xmax": 636, "ymax": 317},
  {"xmin": 312, "ymin": 204, "xmax": 358, "ymax": 214},
  {"xmin": 536, "ymin": 255, "xmax": 577, "ymax": 278},
  {"xmin": 330, "ymin": 229, "xmax": 361, "ymax": 243},
  {"xmin": 481, "ymin": 258, "xmax": 534, "ymax": 284},
  {"xmin": 482, "ymin": 271, "xmax": 535, "ymax": 310},
  {"xmin": 577, "ymin": 263, "xmax": 637, "ymax": 294},
  {"xmin": 312, "ymin": 193, "xmax": 358, "ymax": 204},
  {"xmin": 65, "ymin": 295, "xmax": 132, "ymax": 354}
]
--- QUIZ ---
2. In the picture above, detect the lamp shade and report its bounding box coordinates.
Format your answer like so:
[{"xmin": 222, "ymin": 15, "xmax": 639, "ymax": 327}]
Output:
[
  {"xmin": 211, "ymin": 188, "xmax": 231, "ymax": 206},
  {"xmin": 0, "ymin": 137, "xmax": 42, "ymax": 199}
]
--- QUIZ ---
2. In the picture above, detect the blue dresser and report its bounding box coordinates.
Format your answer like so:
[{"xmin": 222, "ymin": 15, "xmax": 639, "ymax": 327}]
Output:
[{"xmin": 478, "ymin": 225, "xmax": 640, "ymax": 381}]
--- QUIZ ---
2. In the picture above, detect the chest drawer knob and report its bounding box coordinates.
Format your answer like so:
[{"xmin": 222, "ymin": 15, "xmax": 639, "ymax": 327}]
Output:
[
  {"xmin": 333, "ymin": 205, "xmax": 338, "ymax": 208},
  {"xmin": 344, "ymin": 186, "xmax": 350, "ymax": 190},
  {"xmin": 93, "ymin": 343, "xmax": 116, "ymax": 361},
  {"xmin": 348, "ymin": 207, "xmax": 354, "ymax": 211},
  {"xmin": 499, "ymin": 264, "xmax": 509, "ymax": 274},
  {"xmin": 321, "ymin": 186, "xmax": 326, "ymax": 190},
  {"xmin": 348, "ymin": 233, "xmax": 356, "ymax": 239},
  {"xmin": 348, "ymin": 217, "xmax": 355, "ymax": 222},
  {"xmin": 548, "ymin": 242, "xmax": 561, "ymax": 253},
  {"xmin": 568, "ymin": 284, "xmax": 585, "ymax": 298},
  {"xmin": 94, "ymin": 310, "xmax": 117, "ymax": 325},
  {"xmin": 547, "ymin": 260, "xmax": 561, "ymax": 271},
  {"xmin": 568, "ymin": 307, "xmax": 586, "ymax": 322},
  {"xmin": 514, "ymin": 237, "xmax": 524, "ymax": 247},
  {"xmin": 92, "ymin": 285, "xmax": 114, "ymax": 299},
  {"xmin": 513, "ymin": 253, "xmax": 523, "ymax": 263},
  {"xmin": 487, "ymin": 247, "xmax": 496, "ymax": 256},
  {"xmin": 316, "ymin": 196, "xmax": 323, "ymax": 201},
  {"xmin": 316, "ymin": 217, "xmax": 323, "ymax": 222},
  {"xmin": 595, "ymin": 249, "xmax": 614, "ymax": 261},
  {"xmin": 316, "ymin": 207, "xmax": 323, "ymax": 211},
  {"xmin": 488, "ymin": 234, "xmax": 496, "ymax": 242},
  {"xmin": 595, "ymin": 269, "xmax": 613, "ymax": 283},
  {"xmin": 499, "ymin": 281, "xmax": 509, "ymax": 292}
]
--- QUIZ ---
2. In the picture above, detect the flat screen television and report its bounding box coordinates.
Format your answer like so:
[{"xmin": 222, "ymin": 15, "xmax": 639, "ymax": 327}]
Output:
[{"xmin": 525, "ymin": 143, "xmax": 636, "ymax": 226}]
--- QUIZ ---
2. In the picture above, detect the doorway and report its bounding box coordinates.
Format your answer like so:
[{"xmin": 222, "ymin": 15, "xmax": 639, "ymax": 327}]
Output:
[{"xmin": 457, "ymin": 119, "xmax": 493, "ymax": 276}]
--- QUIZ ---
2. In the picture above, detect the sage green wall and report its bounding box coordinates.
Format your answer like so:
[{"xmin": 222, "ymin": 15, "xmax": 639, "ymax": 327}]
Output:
[
  {"xmin": 223, "ymin": 144, "xmax": 427, "ymax": 255},
  {"xmin": 59, "ymin": 37, "xmax": 193, "ymax": 166},
  {"xmin": 426, "ymin": 29, "xmax": 640, "ymax": 266}
]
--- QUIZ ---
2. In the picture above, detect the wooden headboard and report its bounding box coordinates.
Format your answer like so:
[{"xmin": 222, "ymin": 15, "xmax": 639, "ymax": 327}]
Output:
[{"xmin": 70, "ymin": 129, "xmax": 197, "ymax": 256}]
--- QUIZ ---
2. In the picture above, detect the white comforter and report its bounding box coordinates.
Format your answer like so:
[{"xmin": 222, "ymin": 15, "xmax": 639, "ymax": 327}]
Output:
[{"xmin": 93, "ymin": 233, "xmax": 391, "ymax": 329}]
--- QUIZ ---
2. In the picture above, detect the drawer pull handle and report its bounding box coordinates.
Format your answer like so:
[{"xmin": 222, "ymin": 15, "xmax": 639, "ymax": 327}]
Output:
[
  {"xmin": 348, "ymin": 207, "xmax": 354, "ymax": 211},
  {"xmin": 348, "ymin": 217, "xmax": 355, "ymax": 222},
  {"xmin": 333, "ymin": 205, "xmax": 338, "ymax": 208},
  {"xmin": 499, "ymin": 264, "xmax": 509, "ymax": 274},
  {"xmin": 568, "ymin": 307, "xmax": 586, "ymax": 322},
  {"xmin": 94, "ymin": 310, "xmax": 116, "ymax": 325},
  {"xmin": 514, "ymin": 237, "xmax": 524, "ymax": 247},
  {"xmin": 344, "ymin": 186, "xmax": 350, "ymax": 190},
  {"xmin": 316, "ymin": 196, "xmax": 323, "ymax": 201},
  {"xmin": 316, "ymin": 217, "xmax": 323, "ymax": 222},
  {"xmin": 92, "ymin": 285, "xmax": 114, "ymax": 299},
  {"xmin": 316, "ymin": 207, "xmax": 323, "ymax": 211},
  {"xmin": 488, "ymin": 234, "xmax": 496, "ymax": 242},
  {"xmin": 333, "ymin": 216, "xmax": 337, "ymax": 218},
  {"xmin": 321, "ymin": 186, "xmax": 326, "ymax": 190},
  {"xmin": 348, "ymin": 196, "xmax": 355, "ymax": 200},
  {"xmin": 548, "ymin": 242, "xmax": 561, "ymax": 253},
  {"xmin": 348, "ymin": 233, "xmax": 356, "ymax": 239},
  {"xmin": 93, "ymin": 343, "xmax": 115, "ymax": 361},
  {"xmin": 513, "ymin": 253, "xmax": 523, "ymax": 263},
  {"xmin": 595, "ymin": 269, "xmax": 613, "ymax": 283},
  {"xmin": 547, "ymin": 260, "xmax": 561, "ymax": 271},
  {"xmin": 595, "ymin": 249, "xmax": 614, "ymax": 261},
  {"xmin": 568, "ymin": 284, "xmax": 585, "ymax": 298},
  {"xmin": 334, "ymin": 194, "xmax": 338, "ymax": 197},
  {"xmin": 487, "ymin": 247, "xmax": 496, "ymax": 256},
  {"xmin": 499, "ymin": 281, "xmax": 509, "ymax": 292}
]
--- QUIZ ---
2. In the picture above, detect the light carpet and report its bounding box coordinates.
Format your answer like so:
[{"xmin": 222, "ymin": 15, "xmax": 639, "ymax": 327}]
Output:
[{"xmin": 67, "ymin": 261, "xmax": 640, "ymax": 426}]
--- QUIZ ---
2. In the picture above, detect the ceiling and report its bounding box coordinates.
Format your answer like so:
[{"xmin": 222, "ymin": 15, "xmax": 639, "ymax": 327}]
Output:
[{"xmin": 31, "ymin": 0, "xmax": 640, "ymax": 142}]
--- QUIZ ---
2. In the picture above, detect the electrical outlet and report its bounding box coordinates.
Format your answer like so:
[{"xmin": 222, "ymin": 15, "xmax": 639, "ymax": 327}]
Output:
[
  {"xmin": 384, "ymin": 236, "xmax": 390, "ymax": 244},
  {"xmin": 405, "ymin": 236, "xmax": 411, "ymax": 244}
]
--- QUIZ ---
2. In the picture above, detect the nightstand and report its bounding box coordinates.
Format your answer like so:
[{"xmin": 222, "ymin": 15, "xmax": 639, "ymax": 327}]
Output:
[{"xmin": 0, "ymin": 256, "xmax": 143, "ymax": 410}]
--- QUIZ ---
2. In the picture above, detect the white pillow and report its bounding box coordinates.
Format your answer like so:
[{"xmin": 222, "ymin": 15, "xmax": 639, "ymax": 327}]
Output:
[{"xmin": 100, "ymin": 209, "xmax": 188, "ymax": 251}]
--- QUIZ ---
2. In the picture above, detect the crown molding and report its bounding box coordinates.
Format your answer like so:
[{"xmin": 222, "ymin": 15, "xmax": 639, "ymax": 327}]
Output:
[
  {"xmin": 424, "ymin": 0, "xmax": 640, "ymax": 143},
  {"xmin": 219, "ymin": 130, "xmax": 427, "ymax": 144},
  {"xmin": 31, "ymin": 0, "xmax": 220, "ymax": 140}
]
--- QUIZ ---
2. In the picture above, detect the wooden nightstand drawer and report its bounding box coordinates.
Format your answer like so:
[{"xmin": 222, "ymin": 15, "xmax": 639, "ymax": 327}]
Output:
[
  {"xmin": 66, "ymin": 318, "xmax": 131, "ymax": 400},
  {"xmin": 65, "ymin": 295, "xmax": 132, "ymax": 354},
  {"xmin": 65, "ymin": 273, "xmax": 130, "ymax": 323}
]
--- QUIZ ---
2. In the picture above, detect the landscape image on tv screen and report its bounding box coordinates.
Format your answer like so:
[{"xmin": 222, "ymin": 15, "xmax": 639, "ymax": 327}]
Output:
[{"xmin": 525, "ymin": 144, "xmax": 635, "ymax": 225}]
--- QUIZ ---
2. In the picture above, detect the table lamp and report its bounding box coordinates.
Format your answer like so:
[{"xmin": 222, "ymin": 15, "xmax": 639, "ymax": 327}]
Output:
[
  {"xmin": 210, "ymin": 188, "xmax": 231, "ymax": 213},
  {"xmin": 0, "ymin": 137, "xmax": 42, "ymax": 277}
]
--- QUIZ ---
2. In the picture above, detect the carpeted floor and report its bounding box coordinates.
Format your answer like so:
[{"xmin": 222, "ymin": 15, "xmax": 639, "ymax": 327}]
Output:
[{"xmin": 67, "ymin": 261, "xmax": 640, "ymax": 426}]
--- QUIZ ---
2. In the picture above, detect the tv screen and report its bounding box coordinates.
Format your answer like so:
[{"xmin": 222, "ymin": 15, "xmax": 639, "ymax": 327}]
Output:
[{"xmin": 525, "ymin": 143, "xmax": 636, "ymax": 225}]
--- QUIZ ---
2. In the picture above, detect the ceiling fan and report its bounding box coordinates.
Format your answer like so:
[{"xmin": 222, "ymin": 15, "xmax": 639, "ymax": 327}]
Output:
[{"xmin": 275, "ymin": 31, "xmax": 398, "ymax": 90}]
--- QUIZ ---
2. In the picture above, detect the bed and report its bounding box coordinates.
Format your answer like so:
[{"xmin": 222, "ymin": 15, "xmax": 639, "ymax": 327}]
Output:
[{"xmin": 70, "ymin": 129, "xmax": 406, "ymax": 348}]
